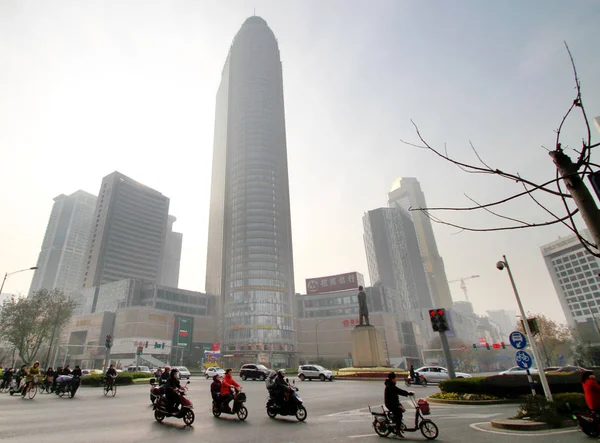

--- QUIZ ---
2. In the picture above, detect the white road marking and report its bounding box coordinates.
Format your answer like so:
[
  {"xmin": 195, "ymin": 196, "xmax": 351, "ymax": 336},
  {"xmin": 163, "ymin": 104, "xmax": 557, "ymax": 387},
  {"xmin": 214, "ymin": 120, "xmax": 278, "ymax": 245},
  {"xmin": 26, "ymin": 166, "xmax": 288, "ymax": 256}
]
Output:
[
  {"xmin": 348, "ymin": 434, "xmax": 375, "ymax": 439},
  {"xmin": 469, "ymin": 422, "xmax": 579, "ymax": 436}
]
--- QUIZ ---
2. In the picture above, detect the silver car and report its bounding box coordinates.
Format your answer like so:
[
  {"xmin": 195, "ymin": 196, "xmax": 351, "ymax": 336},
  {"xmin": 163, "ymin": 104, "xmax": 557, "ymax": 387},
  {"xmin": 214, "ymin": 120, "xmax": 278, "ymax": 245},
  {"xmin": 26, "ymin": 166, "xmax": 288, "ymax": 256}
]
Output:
[
  {"xmin": 415, "ymin": 366, "xmax": 471, "ymax": 383},
  {"xmin": 499, "ymin": 366, "xmax": 539, "ymax": 375},
  {"xmin": 298, "ymin": 365, "xmax": 334, "ymax": 381}
]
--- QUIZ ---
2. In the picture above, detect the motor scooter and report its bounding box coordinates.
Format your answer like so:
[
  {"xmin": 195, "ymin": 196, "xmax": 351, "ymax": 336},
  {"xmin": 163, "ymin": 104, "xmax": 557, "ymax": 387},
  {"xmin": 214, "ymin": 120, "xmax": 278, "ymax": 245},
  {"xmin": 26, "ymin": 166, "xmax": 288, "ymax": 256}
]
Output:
[
  {"xmin": 370, "ymin": 396, "xmax": 438, "ymax": 440},
  {"xmin": 212, "ymin": 387, "xmax": 248, "ymax": 421},
  {"xmin": 153, "ymin": 381, "xmax": 195, "ymax": 426},
  {"xmin": 266, "ymin": 379, "xmax": 307, "ymax": 421},
  {"xmin": 405, "ymin": 374, "xmax": 428, "ymax": 387}
]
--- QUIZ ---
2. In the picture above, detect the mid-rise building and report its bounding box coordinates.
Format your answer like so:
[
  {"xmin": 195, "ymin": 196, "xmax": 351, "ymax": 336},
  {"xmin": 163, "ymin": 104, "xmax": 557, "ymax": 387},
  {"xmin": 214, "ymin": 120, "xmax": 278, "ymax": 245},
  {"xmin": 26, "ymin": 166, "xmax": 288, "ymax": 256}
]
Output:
[
  {"xmin": 82, "ymin": 171, "xmax": 169, "ymax": 288},
  {"xmin": 29, "ymin": 190, "xmax": 97, "ymax": 295},
  {"xmin": 541, "ymin": 229, "xmax": 600, "ymax": 328},
  {"xmin": 159, "ymin": 215, "xmax": 182, "ymax": 288},
  {"xmin": 486, "ymin": 309, "xmax": 517, "ymax": 338},
  {"xmin": 205, "ymin": 17, "xmax": 296, "ymax": 367},
  {"xmin": 388, "ymin": 178, "xmax": 453, "ymax": 308}
]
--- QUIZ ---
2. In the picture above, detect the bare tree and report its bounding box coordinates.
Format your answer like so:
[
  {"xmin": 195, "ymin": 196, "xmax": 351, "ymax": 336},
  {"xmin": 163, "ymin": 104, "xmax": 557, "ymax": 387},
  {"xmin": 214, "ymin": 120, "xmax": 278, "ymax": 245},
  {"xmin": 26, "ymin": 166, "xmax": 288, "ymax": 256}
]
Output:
[{"xmin": 401, "ymin": 43, "xmax": 600, "ymax": 256}]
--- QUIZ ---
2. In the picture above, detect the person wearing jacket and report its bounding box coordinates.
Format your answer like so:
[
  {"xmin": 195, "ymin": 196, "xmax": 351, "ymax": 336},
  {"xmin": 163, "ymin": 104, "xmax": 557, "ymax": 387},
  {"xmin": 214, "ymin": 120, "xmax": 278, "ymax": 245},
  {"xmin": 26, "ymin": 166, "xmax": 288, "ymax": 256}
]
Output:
[
  {"xmin": 165, "ymin": 368, "xmax": 182, "ymax": 412},
  {"xmin": 271, "ymin": 369, "xmax": 292, "ymax": 406},
  {"xmin": 220, "ymin": 368, "xmax": 240, "ymax": 412},
  {"xmin": 160, "ymin": 366, "xmax": 170, "ymax": 384},
  {"xmin": 211, "ymin": 374, "xmax": 222, "ymax": 407},
  {"xmin": 582, "ymin": 371, "xmax": 600, "ymax": 411},
  {"xmin": 72, "ymin": 366, "xmax": 82, "ymax": 377},
  {"xmin": 384, "ymin": 372, "xmax": 413, "ymax": 428}
]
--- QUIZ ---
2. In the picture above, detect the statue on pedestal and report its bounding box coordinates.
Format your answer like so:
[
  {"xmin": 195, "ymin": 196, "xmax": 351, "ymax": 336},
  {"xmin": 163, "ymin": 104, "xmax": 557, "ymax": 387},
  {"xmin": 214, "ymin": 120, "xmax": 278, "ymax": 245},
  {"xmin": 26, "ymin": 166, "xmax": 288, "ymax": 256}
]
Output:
[{"xmin": 357, "ymin": 285, "xmax": 370, "ymax": 326}]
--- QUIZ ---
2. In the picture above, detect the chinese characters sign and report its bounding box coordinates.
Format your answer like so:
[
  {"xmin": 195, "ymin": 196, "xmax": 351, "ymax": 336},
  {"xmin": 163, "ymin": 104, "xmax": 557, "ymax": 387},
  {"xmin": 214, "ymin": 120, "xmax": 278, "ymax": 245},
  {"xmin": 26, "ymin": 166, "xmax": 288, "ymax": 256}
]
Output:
[
  {"xmin": 343, "ymin": 318, "xmax": 361, "ymax": 327},
  {"xmin": 305, "ymin": 272, "xmax": 364, "ymax": 295}
]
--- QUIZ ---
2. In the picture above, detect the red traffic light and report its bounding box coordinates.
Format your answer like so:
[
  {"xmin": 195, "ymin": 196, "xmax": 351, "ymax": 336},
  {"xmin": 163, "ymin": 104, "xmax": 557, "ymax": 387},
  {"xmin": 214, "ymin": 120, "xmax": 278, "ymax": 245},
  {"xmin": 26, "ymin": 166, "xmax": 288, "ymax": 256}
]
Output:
[
  {"xmin": 429, "ymin": 309, "xmax": 437, "ymax": 317},
  {"xmin": 492, "ymin": 343, "xmax": 501, "ymax": 349},
  {"xmin": 437, "ymin": 309, "xmax": 445, "ymax": 316}
]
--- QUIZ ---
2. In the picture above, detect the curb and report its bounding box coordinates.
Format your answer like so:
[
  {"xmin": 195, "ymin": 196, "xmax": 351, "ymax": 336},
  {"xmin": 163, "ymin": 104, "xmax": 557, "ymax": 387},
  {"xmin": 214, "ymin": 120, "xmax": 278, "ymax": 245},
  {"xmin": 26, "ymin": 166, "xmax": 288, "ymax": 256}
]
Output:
[
  {"xmin": 133, "ymin": 378, "xmax": 153, "ymax": 384},
  {"xmin": 427, "ymin": 397, "xmax": 517, "ymax": 405},
  {"xmin": 491, "ymin": 419, "xmax": 549, "ymax": 431}
]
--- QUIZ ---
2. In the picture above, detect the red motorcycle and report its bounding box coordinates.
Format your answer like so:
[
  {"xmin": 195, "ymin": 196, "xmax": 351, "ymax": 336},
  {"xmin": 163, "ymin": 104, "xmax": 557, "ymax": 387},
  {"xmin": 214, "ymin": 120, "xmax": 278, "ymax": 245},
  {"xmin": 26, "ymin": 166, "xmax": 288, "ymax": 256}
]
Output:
[{"xmin": 153, "ymin": 381, "xmax": 195, "ymax": 426}]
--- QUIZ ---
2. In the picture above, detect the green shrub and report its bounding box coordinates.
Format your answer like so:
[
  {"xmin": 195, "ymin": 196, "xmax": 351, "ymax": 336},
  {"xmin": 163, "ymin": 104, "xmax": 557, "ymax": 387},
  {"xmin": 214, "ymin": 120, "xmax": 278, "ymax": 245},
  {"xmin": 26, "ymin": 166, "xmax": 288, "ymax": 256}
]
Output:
[
  {"xmin": 516, "ymin": 394, "xmax": 578, "ymax": 428},
  {"xmin": 552, "ymin": 393, "xmax": 586, "ymax": 415},
  {"xmin": 439, "ymin": 373, "xmax": 586, "ymax": 399}
]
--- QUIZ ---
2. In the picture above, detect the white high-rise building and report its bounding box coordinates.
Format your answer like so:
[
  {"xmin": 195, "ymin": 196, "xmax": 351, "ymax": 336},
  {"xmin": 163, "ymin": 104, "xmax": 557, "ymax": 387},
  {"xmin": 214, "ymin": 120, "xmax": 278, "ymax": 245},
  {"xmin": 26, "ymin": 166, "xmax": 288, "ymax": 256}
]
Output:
[
  {"xmin": 205, "ymin": 17, "xmax": 296, "ymax": 367},
  {"xmin": 30, "ymin": 190, "xmax": 97, "ymax": 295},
  {"xmin": 541, "ymin": 229, "xmax": 600, "ymax": 328}
]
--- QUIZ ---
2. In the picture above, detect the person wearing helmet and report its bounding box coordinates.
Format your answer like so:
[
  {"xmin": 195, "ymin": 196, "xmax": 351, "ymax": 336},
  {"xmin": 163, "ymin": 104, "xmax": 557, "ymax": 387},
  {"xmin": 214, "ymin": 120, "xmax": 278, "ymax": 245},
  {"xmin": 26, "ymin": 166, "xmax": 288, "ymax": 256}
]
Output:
[
  {"xmin": 160, "ymin": 366, "xmax": 170, "ymax": 384},
  {"xmin": 165, "ymin": 368, "xmax": 181, "ymax": 412},
  {"xmin": 272, "ymin": 369, "xmax": 291, "ymax": 407},
  {"xmin": 220, "ymin": 368, "xmax": 240, "ymax": 412}
]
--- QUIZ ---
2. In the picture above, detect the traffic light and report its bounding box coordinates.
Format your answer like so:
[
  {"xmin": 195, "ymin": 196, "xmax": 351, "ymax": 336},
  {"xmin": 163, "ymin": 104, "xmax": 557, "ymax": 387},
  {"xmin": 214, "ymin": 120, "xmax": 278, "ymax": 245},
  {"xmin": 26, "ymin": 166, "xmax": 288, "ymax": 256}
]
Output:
[
  {"xmin": 486, "ymin": 343, "xmax": 490, "ymax": 350},
  {"xmin": 105, "ymin": 334, "xmax": 112, "ymax": 349},
  {"xmin": 137, "ymin": 346, "xmax": 143, "ymax": 356},
  {"xmin": 472, "ymin": 343, "xmax": 477, "ymax": 351},
  {"xmin": 520, "ymin": 318, "xmax": 540, "ymax": 336},
  {"xmin": 145, "ymin": 341, "xmax": 149, "ymax": 348},
  {"xmin": 428, "ymin": 309, "xmax": 449, "ymax": 332},
  {"xmin": 501, "ymin": 341, "xmax": 506, "ymax": 349}
]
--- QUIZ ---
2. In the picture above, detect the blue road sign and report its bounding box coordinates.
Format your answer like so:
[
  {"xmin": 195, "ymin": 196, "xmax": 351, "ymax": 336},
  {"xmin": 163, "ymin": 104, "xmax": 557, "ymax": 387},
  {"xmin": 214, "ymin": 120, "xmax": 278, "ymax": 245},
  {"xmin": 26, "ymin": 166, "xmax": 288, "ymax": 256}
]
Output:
[
  {"xmin": 509, "ymin": 331, "xmax": 527, "ymax": 350},
  {"xmin": 558, "ymin": 353, "xmax": 565, "ymax": 362},
  {"xmin": 516, "ymin": 350, "xmax": 532, "ymax": 369}
]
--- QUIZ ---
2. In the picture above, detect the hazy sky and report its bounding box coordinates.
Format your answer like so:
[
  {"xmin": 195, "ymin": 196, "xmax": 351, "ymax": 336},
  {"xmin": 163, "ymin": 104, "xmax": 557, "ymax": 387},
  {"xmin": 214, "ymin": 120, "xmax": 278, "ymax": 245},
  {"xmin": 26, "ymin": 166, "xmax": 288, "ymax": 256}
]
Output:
[{"xmin": 1, "ymin": 1, "xmax": 599, "ymax": 324}]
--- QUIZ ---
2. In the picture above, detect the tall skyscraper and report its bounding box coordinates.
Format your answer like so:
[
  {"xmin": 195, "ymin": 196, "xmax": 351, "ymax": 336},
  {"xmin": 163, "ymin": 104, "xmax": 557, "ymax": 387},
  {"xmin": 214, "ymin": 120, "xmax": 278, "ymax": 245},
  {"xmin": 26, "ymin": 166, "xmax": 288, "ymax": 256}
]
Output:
[
  {"xmin": 541, "ymin": 229, "xmax": 600, "ymax": 328},
  {"xmin": 205, "ymin": 17, "xmax": 296, "ymax": 367},
  {"xmin": 363, "ymin": 208, "xmax": 434, "ymax": 313},
  {"xmin": 159, "ymin": 215, "xmax": 182, "ymax": 288},
  {"xmin": 388, "ymin": 177, "xmax": 453, "ymax": 308},
  {"xmin": 82, "ymin": 171, "xmax": 169, "ymax": 288},
  {"xmin": 29, "ymin": 190, "xmax": 97, "ymax": 295}
]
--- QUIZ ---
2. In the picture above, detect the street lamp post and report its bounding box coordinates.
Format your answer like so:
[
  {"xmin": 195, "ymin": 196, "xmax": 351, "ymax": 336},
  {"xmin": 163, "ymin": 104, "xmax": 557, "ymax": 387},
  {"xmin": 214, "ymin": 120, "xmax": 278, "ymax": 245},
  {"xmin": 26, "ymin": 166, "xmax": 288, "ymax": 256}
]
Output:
[
  {"xmin": 497, "ymin": 255, "xmax": 553, "ymax": 401},
  {"xmin": 0, "ymin": 266, "xmax": 38, "ymax": 295}
]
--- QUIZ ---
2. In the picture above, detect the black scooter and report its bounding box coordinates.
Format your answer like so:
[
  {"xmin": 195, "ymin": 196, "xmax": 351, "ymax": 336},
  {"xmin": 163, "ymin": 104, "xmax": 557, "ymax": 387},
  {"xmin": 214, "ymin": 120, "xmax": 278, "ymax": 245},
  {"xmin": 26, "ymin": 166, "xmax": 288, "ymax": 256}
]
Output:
[
  {"xmin": 266, "ymin": 379, "xmax": 307, "ymax": 421},
  {"xmin": 212, "ymin": 388, "xmax": 248, "ymax": 421}
]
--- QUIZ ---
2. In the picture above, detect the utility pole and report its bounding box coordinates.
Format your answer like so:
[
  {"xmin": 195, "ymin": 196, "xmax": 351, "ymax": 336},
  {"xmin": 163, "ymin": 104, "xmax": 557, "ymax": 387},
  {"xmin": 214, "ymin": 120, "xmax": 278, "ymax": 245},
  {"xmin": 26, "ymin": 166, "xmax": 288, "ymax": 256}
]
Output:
[
  {"xmin": 439, "ymin": 331, "xmax": 456, "ymax": 379},
  {"xmin": 550, "ymin": 150, "xmax": 600, "ymax": 249}
]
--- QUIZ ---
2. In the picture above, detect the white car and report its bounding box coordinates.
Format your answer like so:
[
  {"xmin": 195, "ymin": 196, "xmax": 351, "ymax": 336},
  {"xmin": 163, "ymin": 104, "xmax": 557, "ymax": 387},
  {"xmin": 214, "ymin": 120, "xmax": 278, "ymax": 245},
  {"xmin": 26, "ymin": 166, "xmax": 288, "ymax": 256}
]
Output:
[
  {"xmin": 205, "ymin": 367, "xmax": 226, "ymax": 379},
  {"xmin": 415, "ymin": 366, "xmax": 472, "ymax": 383},
  {"xmin": 174, "ymin": 366, "xmax": 191, "ymax": 379},
  {"xmin": 298, "ymin": 365, "xmax": 334, "ymax": 381},
  {"xmin": 499, "ymin": 366, "xmax": 539, "ymax": 376}
]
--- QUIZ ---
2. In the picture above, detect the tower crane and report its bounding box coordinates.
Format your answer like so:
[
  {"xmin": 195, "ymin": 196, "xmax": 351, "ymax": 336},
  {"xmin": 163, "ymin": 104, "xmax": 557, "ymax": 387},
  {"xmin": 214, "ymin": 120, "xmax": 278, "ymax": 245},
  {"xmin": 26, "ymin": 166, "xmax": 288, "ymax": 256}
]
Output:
[{"xmin": 448, "ymin": 275, "xmax": 480, "ymax": 302}]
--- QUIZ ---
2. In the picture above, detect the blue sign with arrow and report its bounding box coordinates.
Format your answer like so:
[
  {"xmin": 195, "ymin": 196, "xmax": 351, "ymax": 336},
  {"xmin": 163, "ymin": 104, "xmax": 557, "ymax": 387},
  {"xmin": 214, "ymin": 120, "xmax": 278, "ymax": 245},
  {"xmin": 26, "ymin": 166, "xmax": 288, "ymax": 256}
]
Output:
[
  {"xmin": 515, "ymin": 350, "xmax": 532, "ymax": 369},
  {"xmin": 509, "ymin": 331, "xmax": 527, "ymax": 350}
]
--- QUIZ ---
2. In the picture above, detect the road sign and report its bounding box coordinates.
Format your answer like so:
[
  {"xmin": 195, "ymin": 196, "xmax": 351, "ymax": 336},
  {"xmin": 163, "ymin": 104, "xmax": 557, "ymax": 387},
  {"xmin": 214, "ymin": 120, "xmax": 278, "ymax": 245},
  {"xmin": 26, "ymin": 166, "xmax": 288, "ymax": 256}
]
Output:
[
  {"xmin": 509, "ymin": 331, "xmax": 527, "ymax": 350},
  {"xmin": 515, "ymin": 350, "xmax": 532, "ymax": 369},
  {"xmin": 461, "ymin": 344, "xmax": 467, "ymax": 351}
]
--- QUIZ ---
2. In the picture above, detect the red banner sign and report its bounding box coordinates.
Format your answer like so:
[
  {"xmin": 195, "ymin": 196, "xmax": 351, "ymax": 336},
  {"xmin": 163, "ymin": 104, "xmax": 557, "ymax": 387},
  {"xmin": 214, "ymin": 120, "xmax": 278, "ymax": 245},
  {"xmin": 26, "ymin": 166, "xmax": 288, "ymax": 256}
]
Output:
[
  {"xmin": 305, "ymin": 272, "xmax": 363, "ymax": 295},
  {"xmin": 343, "ymin": 318, "xmax": 361, "ymax": 327}
]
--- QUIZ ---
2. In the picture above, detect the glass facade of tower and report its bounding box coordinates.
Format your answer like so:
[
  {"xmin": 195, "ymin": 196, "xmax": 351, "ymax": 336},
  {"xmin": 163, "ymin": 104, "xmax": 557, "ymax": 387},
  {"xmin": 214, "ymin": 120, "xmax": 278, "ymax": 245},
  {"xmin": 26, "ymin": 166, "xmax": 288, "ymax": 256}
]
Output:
[{"xmin": 206, "ymin": 17, "xmax": 296, "ymax": 367}]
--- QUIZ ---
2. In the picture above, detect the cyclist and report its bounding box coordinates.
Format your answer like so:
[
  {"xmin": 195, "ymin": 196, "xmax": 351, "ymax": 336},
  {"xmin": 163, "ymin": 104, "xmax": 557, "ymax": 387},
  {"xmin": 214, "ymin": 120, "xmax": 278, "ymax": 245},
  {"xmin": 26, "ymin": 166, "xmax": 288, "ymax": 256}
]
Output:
[
  {"xmin": 44, "ymin": 367, "xmax": 55, "ymax": 392},
  {"xmin": 105, "ymin": 364, "xmax": 118, "ymax": 389},
  {"xmin": 384, "ymin": 372, "xmax": 414, "ymax": 432},
  {"xmin": 1, "ymin": 367, "xmax": 13, "ymax": 390},
  {"xmin": 63, "ymin": 365, "xmax": 71, "ymax": 375},
  {"xmin": 72, "ymin": 365, "xmax": 82, "ymax": 377},
  {"xmin": 22, "ymin": 361, "xmax": 41, "ymax": 397}
]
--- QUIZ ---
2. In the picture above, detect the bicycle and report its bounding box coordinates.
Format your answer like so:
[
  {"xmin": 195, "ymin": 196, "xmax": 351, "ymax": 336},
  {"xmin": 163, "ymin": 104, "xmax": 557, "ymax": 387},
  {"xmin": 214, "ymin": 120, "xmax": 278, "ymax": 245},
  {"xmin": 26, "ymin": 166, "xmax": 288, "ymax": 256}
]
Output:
[
  {"xmin": 23, "ymin": 376, "xmax": 38, "ymax": 399},
  {"xmin": 103, "ymin": 376, "xmax": 117, "ymax": 397}
]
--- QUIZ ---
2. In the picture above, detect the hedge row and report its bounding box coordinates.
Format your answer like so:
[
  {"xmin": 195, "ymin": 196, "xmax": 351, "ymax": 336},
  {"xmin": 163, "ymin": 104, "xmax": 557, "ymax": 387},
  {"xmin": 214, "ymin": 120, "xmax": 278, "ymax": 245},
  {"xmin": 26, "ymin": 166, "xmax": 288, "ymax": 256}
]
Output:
[
  {"xmin": 80, "ymin": 372, "xmax": 149, "ymax": 387},
  {"xmin": 439, "ymin": 373, "xmax": 590, "ymax": 399},
  {"xmin": 518, "ymin": 393, "xmax": 585, "ymax": 428}
]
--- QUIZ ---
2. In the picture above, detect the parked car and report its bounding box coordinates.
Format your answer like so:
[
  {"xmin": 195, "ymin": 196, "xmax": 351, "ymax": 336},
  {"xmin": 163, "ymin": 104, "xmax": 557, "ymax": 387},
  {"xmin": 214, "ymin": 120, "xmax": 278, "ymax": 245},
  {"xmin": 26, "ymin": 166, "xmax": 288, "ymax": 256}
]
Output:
[
  {"xmin": 298, "ymin": 365, "xmax": 334, "ymax": 381},
  {"xmin": 547, "ymin": 366, "xmax": 587, "ymax": 373},
  {"xmin": 415, "ymin": 366, "xmax": 472, "ymax": 383},
  {"xmin": 205, "ymin": 367, "xmax": 226, "ymax": 379},
  {"xmin": 240, "ymin": 364, "xmax": 270, "ymax": 381},
  {"xmin": 126, "ymin": 365, "xmax": 152, "ymax": 374},
  {"xmin": 499, "ymin": 366, "xmax": 540, "ymax": 375},
  {"xmin": 174, "ymin": 366, "xmax": 191, "ymax": 379}
]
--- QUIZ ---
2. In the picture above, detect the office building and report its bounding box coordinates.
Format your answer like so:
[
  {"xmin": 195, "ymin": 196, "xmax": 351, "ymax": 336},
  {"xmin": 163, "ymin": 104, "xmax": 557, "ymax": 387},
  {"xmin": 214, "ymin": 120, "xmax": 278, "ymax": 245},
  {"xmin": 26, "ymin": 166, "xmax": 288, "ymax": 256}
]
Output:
[
  {"xmin": 30, "ymin": 190, "xmax": 97, "ymax": 295},
  {"xmin": 82, "ymin": 171, "xmax": 169, "ymax": 288},
  {"xmin": 487, "ymin": 309, "xmax": 517, "ymax": 337},
  {"xmin": 205, "ymin": 17, "xmax": 296, "ymax": 367},
  {"xmin": 159, "ymin": 215, "xmax": 182, "ymax": 288},
  {"xmin": 541, "ymin": 229, "xmax": 600, "ymax": 328},
  {"xmin": 388, "ymin": 178, "xmax": 453, "ymax": 308}
]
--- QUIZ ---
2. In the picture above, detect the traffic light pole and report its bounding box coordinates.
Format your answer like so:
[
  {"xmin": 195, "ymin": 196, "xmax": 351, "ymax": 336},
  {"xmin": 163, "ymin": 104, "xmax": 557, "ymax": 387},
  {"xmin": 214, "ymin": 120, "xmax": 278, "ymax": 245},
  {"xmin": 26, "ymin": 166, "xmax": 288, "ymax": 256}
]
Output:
[{"xmin": 439, "ymin": 331, "xmax": 456, "ymax": 379}]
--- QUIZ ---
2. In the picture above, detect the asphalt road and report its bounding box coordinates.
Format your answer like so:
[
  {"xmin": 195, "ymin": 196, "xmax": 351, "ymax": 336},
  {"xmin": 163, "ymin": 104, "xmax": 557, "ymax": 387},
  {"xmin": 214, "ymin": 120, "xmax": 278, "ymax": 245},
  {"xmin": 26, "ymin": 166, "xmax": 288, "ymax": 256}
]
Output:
[{"xmin": 0, "ymin": 377, "xmax": 583, "ymax": 442}]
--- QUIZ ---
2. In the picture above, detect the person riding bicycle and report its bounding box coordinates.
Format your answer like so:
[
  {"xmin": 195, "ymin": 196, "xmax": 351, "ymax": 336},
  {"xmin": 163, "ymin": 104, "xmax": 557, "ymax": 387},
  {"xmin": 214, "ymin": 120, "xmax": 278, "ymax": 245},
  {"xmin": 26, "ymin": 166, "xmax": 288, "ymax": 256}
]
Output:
[
  {"xmin": 63, "ymin": 365, "xmax": 71, "ymax": 375},
  {"xmin": 72, "ymin": 365, "xmax": 82, "ymax": 378},
  {"xmin": 22, "ymin": 361, "xmax": 40, "ymax": 397},
  {"xmin": 409, "ymin": 365, "xmax": 420, "ymax": 385},
  {"xmin": 384, "ymin": 372, "xmax": 414, "ymax": 430},
  {"xmin": 1, "ymin": 367, "xmax": 13, "ymax": 390},
  {"xmin": 220, "ymin": 368, "xmax": 241, "ymax": 412},
  {"xmin": 165, "ymin": 368, "xmax": 182, "ymax": 412}
]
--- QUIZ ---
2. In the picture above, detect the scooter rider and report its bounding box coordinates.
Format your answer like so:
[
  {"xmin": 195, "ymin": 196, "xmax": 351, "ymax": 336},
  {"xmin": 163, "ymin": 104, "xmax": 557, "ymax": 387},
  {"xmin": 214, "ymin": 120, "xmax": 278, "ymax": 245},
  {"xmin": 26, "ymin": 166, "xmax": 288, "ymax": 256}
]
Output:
[
  {"xmin": 384, "ymin": 372, "xmax": 413, "ymax": 430},
  {"xmin": 409, "ymin": 365, "xmax": 420, "ymax": 385},
  {"xmin": 165, "ymin": 368, "xmax": 181, "ymax": 412},
  {"xmin": 211, "ymin": 374, "xmax": 222, "ymax": 408},
  {"xmin": 160, "ymin": 366, "xmax": 171, "ymax": 384},
  {"xmin": 272, "ymin": 369, "xmax": 292, "ymax": 407},
  {"xmin": 220, "ymin": 368, "xmax": 240, "ymax": 412}
]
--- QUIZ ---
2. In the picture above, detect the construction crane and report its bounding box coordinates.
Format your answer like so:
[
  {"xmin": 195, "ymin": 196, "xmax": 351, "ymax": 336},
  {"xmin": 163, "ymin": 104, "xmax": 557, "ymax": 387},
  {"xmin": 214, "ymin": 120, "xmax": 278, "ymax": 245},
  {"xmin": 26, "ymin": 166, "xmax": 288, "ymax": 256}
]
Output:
[{"xmin": 448, "ymin": 275, "xmax": 480, "ymax": 302}]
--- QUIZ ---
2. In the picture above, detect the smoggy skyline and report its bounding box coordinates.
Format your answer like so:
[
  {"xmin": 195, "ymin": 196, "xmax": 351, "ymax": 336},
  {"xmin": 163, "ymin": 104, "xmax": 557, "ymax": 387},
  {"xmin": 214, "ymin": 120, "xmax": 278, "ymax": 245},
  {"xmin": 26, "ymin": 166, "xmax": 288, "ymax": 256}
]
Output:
[{"xmin": 1, "ymin": 1, "xmax": 599, "ymax": 324}]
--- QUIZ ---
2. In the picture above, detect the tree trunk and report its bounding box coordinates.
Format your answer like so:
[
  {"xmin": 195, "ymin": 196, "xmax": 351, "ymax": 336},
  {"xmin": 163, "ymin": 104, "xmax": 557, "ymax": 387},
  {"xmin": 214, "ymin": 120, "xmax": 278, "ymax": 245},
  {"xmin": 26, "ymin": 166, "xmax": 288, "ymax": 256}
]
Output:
[{"xmin": 550, "ymin": 150, "xmax": 600, "ymax": 249}]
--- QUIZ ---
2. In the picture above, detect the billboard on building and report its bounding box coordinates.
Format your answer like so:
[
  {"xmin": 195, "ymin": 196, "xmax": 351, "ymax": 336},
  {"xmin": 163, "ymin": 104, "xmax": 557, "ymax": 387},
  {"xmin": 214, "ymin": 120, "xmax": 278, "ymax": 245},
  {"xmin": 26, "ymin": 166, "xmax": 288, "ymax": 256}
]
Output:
[
  {"xmin": 110, "ymin": 337, "xmax": 172, "ymax": 355},
  {"xmin": 305, "ymin": 272, "xmax": 365, "ymax": 295},
  {"xmin": 173, "ymin": 316, "xmax": 193, "ymax": 351}
]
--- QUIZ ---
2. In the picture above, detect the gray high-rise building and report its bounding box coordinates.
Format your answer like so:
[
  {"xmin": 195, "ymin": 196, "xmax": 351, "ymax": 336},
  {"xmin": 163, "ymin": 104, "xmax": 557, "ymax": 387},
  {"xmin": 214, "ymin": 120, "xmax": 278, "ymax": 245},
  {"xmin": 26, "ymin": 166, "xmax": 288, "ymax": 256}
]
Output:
[
  {"xmin": 388, "ymin": 177, "xmax": 453, "ymax": 308},
  {"xmin": 82, "ymin": 171, "xmax": 169, "ymax": 288},
  {"xmin": 205, "ymin": 16, "xmax": 296, "ymax": 367},
  {"xmin": 30, "ymin": 190, "xmax": 97, "ymax": 295},
  {"xmin": 159, "ymin": 215, "xmax": 182, "ymax": 288}
]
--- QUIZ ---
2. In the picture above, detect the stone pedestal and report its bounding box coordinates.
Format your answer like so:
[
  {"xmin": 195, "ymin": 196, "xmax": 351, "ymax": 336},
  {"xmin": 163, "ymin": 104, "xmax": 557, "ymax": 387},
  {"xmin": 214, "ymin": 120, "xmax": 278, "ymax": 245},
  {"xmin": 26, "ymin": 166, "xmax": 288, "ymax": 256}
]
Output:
[{"xmin": 351, "ymin": 325, "xmax": 386, "ymax": 367}]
